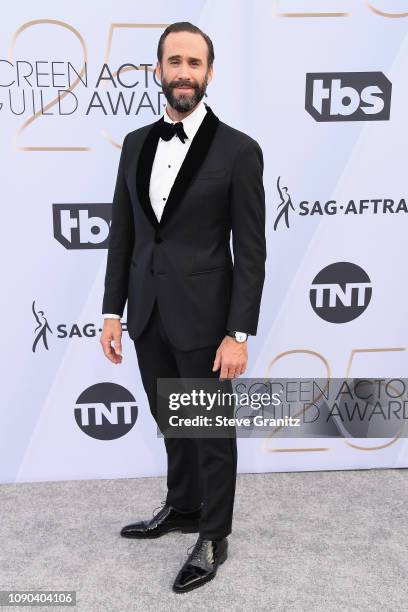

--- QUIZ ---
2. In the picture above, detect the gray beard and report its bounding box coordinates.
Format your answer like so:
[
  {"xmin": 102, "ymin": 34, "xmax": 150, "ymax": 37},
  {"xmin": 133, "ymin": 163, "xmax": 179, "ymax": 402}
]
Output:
[
  {"xmin": 162, "ymin": 77, "xmax": 208, "ymax": 113},
  {"xmin": 169, "ymin": 90, "xmax": 202, "ymax": 112}
]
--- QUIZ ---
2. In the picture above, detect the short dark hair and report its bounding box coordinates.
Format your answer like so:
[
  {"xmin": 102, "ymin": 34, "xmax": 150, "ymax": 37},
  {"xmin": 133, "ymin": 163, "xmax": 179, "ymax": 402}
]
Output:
[{"xmin": 157, "ymin": 21, "xmax": 215, "ymax": 69}]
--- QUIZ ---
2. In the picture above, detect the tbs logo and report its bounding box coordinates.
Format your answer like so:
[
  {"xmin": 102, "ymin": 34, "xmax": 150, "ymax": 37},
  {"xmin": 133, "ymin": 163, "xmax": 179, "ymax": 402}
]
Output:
[
  {"xmin": 305, "ymin": 72, "xmax": 392, "ymax": 121},
  {"xmin": 53, "ymin": 204, "xmax": 112, "ymax": 249}
]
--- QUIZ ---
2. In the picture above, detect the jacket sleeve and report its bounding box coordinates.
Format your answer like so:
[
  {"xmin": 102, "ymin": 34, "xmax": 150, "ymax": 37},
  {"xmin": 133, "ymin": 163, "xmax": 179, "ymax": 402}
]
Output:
[
  {"xmin": 226, "ymin": 140, "xmax": 266, "ymax": 335},
  {"xmin": 102, "ymin": 133, "xmax": 135, "ymax": 316}
]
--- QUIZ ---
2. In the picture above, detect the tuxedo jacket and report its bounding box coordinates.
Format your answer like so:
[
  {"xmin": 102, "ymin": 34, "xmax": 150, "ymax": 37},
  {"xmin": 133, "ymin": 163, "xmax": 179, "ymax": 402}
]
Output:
[{"xmin": 102, "ymin": 103, "xmax": 266, "ymax": 351}]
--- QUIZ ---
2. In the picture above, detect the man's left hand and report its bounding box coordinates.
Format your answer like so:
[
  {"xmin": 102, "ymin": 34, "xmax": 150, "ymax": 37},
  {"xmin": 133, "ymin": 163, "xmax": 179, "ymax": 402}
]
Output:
[{"xmin": 212, "ymin": 336, "xmax": 248, "ymax": 379}]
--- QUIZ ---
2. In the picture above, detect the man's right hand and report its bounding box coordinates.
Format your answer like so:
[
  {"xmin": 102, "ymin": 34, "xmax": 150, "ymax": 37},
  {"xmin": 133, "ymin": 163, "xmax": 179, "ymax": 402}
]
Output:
[{"xmin": 100, "ymin": 319, "xmax": 123, "ymax": 364}]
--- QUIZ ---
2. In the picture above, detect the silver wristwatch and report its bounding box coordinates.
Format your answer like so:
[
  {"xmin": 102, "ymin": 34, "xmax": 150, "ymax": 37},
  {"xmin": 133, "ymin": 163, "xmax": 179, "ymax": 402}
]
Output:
[{"xmin": 226, "ymin": 330, "xmax": 248, "ymax": 343}]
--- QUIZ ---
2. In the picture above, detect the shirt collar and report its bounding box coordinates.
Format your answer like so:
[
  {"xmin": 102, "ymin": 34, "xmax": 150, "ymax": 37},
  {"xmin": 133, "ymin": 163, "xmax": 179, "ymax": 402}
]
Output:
[{"xmin": 163, "ymin": 99, "xmax": 207, "ymax": 141}]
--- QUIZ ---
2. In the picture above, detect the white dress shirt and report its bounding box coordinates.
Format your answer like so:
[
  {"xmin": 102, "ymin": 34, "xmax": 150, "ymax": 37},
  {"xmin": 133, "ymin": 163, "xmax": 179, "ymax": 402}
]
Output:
[
  {"xmin": 103, "ymin": 100, "xmax": 207, "ymax": 320},
  {"xmin": 150, "ymin": 98, "xmax": 207, "ymax": 222}
]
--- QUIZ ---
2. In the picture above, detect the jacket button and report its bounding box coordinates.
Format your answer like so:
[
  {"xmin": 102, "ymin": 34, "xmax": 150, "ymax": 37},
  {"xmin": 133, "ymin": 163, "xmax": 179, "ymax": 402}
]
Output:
[{"xmin": 155, "ymin": 236, "xmax": 163, "ymax": 244}]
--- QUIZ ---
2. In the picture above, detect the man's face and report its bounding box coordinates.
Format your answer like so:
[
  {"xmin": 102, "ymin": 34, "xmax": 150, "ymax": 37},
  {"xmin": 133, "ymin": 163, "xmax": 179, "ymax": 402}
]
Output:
[{"xmin": 157, "ymin": 31, "xmax": 213, "ymax": 113}]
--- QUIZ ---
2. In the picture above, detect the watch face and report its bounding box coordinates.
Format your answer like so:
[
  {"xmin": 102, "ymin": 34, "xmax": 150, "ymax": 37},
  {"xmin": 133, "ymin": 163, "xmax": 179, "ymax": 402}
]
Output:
[{"xmin": 235, "ymin": 332, "xmax": 247, "ymax": 342}]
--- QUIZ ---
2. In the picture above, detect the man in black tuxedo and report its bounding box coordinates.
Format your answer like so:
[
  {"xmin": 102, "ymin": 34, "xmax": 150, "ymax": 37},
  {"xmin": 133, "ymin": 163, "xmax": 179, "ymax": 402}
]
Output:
[{"xmin": 100, "ymin": 21, "xmax": 266, "ymax": 593}]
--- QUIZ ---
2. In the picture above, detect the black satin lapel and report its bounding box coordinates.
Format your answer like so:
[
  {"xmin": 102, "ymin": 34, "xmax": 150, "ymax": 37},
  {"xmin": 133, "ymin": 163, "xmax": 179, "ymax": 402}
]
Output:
[
  {"xmin": 159, "ymin": 105, "xmax": 220, "ymax": 228},
  {"xmin": 136, "ymin": 104, "xmax": 220, "ymax": 232},
  {"xmin": 136, "ymin": 118, "xmax": 162, "ymax": 230}
]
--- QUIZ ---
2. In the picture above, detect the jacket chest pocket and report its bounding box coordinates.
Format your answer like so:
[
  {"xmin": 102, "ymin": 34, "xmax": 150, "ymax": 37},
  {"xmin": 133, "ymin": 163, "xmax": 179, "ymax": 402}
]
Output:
[{"xmin": 195, "ymin": 168, "xmax": 227, "ymax": 180}]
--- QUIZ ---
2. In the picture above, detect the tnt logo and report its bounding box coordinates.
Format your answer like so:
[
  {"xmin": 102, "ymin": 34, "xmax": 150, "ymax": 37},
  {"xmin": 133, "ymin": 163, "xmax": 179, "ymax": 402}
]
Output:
[
  {"xmin": 75, "ymin": 383, "xmax": 138, "ymax": 440},
  {"xmin": 310, "ymin": 262, "xmax": 372, "ymax": 323},
  {"xmin": 305, "ymin": 72, "xmax": 391, "ymax": 121},
  {"xmin": 53, "ymin": 204, "xmax": 112, "ymax": 249}
]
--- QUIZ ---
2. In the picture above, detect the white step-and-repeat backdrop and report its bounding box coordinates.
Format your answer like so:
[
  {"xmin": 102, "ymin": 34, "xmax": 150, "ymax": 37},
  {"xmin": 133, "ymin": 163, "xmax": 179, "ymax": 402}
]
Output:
[{"xmin": 1, "ymin": 1, "xmax": 408, "ymax": 483}]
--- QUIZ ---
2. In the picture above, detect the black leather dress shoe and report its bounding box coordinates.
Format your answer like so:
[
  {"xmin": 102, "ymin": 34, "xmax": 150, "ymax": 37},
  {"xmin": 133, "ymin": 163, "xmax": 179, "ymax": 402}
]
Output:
[
  {"xmin": 172, "ymin": 536, "xmax": 228, "ymax": 593},
  {"xmin": 120, "ymin": 503, "xmax": 201, "ymax": 539}
]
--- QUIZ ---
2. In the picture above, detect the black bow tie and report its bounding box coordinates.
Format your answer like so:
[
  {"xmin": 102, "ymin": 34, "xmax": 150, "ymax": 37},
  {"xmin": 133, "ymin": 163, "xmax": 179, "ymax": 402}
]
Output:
[{"xmin": 159, "ymin": 120, "xmax": 188, "ymax": 143}]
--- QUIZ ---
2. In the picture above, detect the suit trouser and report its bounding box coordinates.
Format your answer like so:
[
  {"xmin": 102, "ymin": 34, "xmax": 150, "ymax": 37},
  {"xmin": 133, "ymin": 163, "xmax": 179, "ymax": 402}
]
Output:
[{"xmin": 133, "ymin": 299, "xmax": 237, "ymax": 540}]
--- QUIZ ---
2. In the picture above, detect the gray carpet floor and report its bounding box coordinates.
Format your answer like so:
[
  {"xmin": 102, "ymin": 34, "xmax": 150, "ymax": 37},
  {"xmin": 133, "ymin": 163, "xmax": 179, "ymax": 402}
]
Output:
[{"xmin": 0, "ymin": 469, "xmax": 407, "ymax": 611}]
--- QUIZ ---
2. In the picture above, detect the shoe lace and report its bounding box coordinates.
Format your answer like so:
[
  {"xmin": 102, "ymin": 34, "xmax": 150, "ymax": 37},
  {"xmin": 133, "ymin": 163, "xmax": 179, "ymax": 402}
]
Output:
[
  {"xmin": 186, "ymin": 537, "xmax": 206, "ymax": 564},
  {"xmin": 151, "ymin": 499, "xmax": 167, "ymax": 519}
]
